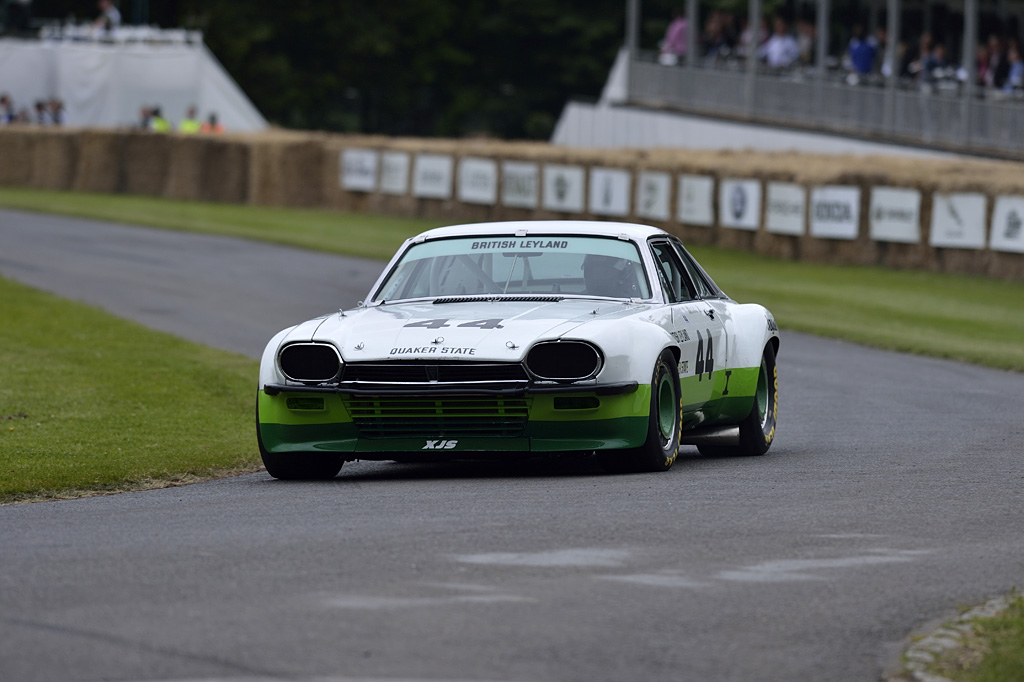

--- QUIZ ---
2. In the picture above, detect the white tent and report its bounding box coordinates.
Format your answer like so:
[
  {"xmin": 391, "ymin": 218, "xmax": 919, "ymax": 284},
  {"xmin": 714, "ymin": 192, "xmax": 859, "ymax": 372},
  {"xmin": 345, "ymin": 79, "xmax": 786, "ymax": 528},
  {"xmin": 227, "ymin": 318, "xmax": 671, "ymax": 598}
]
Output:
[{"xmin": 0, "ymin": 35, "xmax": 266, "ymax": 131}]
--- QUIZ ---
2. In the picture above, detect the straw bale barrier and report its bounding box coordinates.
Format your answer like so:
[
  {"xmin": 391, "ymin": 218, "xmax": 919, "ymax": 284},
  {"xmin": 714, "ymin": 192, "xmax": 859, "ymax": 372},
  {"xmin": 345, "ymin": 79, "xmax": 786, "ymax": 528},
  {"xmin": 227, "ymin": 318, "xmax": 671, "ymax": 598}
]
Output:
[{"xmin": 1, "ymin": 127, "xmax": 1022, "ymax": 280}]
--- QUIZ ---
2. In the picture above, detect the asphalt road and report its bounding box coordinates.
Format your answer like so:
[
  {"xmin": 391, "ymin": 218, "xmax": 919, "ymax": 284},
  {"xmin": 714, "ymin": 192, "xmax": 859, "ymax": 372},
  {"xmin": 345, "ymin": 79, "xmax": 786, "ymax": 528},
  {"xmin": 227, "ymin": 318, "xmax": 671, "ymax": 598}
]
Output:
[{"xmin": 1, "ymin": 208, "xmax": 1023, "ymax": 682}]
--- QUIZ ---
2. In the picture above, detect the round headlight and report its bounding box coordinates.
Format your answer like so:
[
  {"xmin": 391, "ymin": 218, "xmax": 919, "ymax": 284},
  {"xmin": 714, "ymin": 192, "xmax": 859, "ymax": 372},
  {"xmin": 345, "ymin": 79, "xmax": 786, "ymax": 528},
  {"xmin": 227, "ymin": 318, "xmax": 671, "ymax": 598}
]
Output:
[
  {"xmin": 526, "ymin": 341, "xmax": 602, "ymax": 382},
  {"xmin": 278, "ymin": 343, "xmax": 342, "ymax": 383}
]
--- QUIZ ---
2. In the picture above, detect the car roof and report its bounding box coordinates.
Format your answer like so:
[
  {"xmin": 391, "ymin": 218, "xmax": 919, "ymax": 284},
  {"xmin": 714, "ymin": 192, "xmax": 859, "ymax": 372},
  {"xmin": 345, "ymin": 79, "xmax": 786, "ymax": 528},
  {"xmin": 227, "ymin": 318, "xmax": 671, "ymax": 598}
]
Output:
[{"xmin": 413, "ymin": 220, "xmax": 670, "ymax": 242}]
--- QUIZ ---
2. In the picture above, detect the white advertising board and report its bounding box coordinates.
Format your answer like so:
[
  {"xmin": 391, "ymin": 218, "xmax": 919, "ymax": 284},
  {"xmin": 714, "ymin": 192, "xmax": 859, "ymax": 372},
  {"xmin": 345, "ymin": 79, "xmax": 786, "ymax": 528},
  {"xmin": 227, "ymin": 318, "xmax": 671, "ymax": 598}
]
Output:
[
  {"xmin": 990, "ymin": 196, "xmax": 1024, "ymax": 253},
  {"xmin": 589, "ymin": 167, "xmax": 631, "ymax": 217},
  {"xmin": 810, "ymin": 186, "xmax": 861, "ymax": 240},
  {"xmin": 379, "ymin": 151, "xmax": 410, "ymax": 196},
  {"xmin": 457, "ymin": 157, "xmax": 498, "ymax": 205},
  {"xmin": 929, "ymin": 193, "xmax": 987, "ymax": 249},
  {"xmin": 501, "ymin": 161, "xmax": 539, "ymax": 208},
  {"xmin": 765, "ymin": 183, "xmax": 806, "ymax": 235},
  {"xmin": 678, "ymin": 175, "xmax": 714, "ymax": 226},
  {"xmin": 340, "ymin": 148, "xmax": 378, "ymax": 192},
  {"xmin": 870, "ymin": 187, "xmax": 922, "ymax": 243},
  {"xmin": 635, "ymin": 171, "xmax": 671, "ymax": 221},
  {"xmin": 412, "ymin": 154, "xmax": 453, "ymax": 199},
  {"xmin": 542, "ymin": 164, "xmax": 585, "ymax": 213},
  {"xmin": 719, "ymin": 179, "xmax": 761, "ymax": 231}
]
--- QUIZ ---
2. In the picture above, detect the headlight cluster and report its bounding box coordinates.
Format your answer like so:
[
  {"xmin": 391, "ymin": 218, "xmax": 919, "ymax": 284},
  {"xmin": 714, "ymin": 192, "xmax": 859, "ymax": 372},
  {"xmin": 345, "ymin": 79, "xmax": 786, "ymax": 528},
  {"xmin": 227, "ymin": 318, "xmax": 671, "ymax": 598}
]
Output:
[
  {"xmin": 525, "ymin": 341, "xmax": 602, "ymax": 382},
  {"xmin": 278, "ymin": 343, "xmax": 342, "ymax": 383}
]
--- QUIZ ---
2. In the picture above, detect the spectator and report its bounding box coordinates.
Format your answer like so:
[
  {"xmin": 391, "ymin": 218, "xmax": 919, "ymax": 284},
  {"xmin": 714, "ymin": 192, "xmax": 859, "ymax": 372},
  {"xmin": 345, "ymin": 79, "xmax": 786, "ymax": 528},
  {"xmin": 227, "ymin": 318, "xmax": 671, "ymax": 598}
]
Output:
[
  {"xmin": 34, "ymin": 100, "xmax": 49, "ymax": 125},
  {"xmin": 0, "ymin": 94, "xmax": 15, "ymax": 124},
  {"xmin": 921, "ymin": 42, "xmax": 948, "ymax": 86},
  {"xmin": 93, "ymin": 0, "xmax": 121, "ymax": 32},
  {"xmin": 149, "ymin": 106, "xmax": 170, "ymax": 132},
  {"xmin": 986, "ymin": 35, "xmax": 1010, "ymax": 89},
  {"xmin": 847, "ymin": 24, "xmax": 877, "ymax": 76},
  {"xmin": 179, "ymin": 106, "xmax": 201, "ymax": 133},
  {"xmin": 1004, "ymin": 42, "xmax": 1024, "ymax": 92},
  {"xmin": 796, "ymin": 19, "xmax": 815, "ymax": 65},
  {"xmin": 48, "ymin": 99, "xmax": 66, "ymax": 126},
  {"xmin": 738, "ymin": 17, "xmax": 768, "ymax": 59},
  {"xmin": 905, "ymin": 32, "xmax": 933, "ymax": 80},
  {"xmin": 659, "ymin": 9, "xmax": 688, "ymax": 65},
  {"xmin": 874, "ymin": 27, "xmax": 891, "ymax": 77},
  {"xmin": 200, "ymin": 113, "xmax": 225, "ymax": 134},
  {"xmin": 976, "ymin": 44, "xmax": 990, "ymax": 87},
  {"xmin": 758, "ymin": 17, "xmax": 800, "ymax": 68}
]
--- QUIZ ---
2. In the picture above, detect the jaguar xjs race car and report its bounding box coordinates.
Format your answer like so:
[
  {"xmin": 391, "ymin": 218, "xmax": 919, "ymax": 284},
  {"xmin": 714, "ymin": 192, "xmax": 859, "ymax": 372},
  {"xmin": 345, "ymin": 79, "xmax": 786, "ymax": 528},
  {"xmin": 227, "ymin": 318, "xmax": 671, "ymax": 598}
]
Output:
[{"xmin": 257, "ymin": 220, "xmax": 779, "ymax": 478}]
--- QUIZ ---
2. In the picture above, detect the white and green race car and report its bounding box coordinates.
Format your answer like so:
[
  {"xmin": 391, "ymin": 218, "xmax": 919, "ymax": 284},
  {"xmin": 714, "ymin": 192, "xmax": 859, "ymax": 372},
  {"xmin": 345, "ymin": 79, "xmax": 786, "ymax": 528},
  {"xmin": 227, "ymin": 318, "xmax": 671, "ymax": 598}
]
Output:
[{"xmin": 257, "ymin": 221, "xmax": 779, "ymax": 479}]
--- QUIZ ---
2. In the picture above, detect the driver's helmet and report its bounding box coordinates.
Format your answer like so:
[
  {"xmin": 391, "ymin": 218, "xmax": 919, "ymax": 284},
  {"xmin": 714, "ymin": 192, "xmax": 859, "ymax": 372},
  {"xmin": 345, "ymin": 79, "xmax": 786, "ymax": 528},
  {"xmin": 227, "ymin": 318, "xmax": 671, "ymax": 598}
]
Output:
[{"xmin": 582, "ymin": 254, "xmax": 637, "ymax": 298}]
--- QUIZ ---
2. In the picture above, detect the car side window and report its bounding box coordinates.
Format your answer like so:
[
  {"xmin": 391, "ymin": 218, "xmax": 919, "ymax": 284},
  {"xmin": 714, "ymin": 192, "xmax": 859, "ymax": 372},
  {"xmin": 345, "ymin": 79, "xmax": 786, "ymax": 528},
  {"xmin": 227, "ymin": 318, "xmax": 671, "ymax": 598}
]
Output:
[
  {"xmin": 650, "ymin": 241, "xmax": 697, "ymax": 303},
  {"xmin": 671, "ymin": 241, "xmax": 718, "ymax": 299}
]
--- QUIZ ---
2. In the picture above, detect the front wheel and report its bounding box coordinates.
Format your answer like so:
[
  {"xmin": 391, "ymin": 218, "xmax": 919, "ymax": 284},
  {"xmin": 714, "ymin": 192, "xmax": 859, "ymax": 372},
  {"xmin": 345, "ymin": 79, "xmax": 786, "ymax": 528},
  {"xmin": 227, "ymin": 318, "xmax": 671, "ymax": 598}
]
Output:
[
  {"xmin": 598, "ymin": 350, "xmax": 680, "ymax": 473},
  {"xmin": 699, "ymin": 342, "xmax": 778, "ymax": 457}
]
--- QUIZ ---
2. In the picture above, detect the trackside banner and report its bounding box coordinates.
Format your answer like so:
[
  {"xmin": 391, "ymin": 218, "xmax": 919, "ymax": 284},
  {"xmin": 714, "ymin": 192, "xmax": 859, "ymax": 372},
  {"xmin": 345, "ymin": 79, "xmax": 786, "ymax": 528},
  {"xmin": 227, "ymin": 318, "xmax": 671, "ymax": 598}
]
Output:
[
  {"xmin": 990, "ymin": 196, "xmax": 1024, "ymax": 253},
  {"xmin": 719, "ymin": 179, "xmax": 761, "ymax": 231},
  {"xmin": 870, "ymin": 187, "xmax": 921, "ymax": 243},
  {"xmin": 930, "ymin": 193, "xmax": 987, "ymax": 249},
  {"xmin": 341, "ymin": 148, "xmax": 378, "ymax": 192},
  {"xmin": 810, "ymin": 186, "xmax": 860, "ymax": 240},
  {"xmin": 765, "ymin": 183, "xmax": 806, "ymax": 235},
  {"xmin": 380, "ymin": 151, "xmax": 410, "ymax": 195},
  {"xmin": 678, "ymin": 175, "xmax": 714, "ymax": 226},
  {"xmin": 636, "ymin": 171, "xmax": 671, "ymax": 221}
]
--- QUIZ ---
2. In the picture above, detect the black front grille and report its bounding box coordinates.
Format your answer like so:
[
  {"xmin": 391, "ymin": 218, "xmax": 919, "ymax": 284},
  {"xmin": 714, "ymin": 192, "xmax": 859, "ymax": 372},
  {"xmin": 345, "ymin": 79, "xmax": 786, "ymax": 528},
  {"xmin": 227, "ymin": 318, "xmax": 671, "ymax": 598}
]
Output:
[
  {"xmin": 341, "ymin": 362, "xmax": 528, "ymax": 384},
  {"xmin": 344, "ymin": 396, "xmax": 530, "ymax": 438}
]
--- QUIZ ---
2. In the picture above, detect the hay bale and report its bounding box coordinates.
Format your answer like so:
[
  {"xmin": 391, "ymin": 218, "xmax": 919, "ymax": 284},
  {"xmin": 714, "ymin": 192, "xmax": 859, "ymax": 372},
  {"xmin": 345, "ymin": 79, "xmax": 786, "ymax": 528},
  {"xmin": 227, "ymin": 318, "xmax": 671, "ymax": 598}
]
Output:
[
  {"xmin": 201, "ymin": 138, "xmax": 250, "ymax": 203},
  {"xmin": 0, "ymin": 130, "xmax": 33, "ymax": 186},
  {"xmin": 163, "ymin": 135, "xmax": 207, "ymax": 201},
  {"xmin": 71, "ymin": 130, "xmax": 121, "ymax": 193},
  {"xmin": 120, "ymin": 132, "xmax": 172, "ymax": 196},
  {"xmin": 27, "ymin": 130, "xmax": 77, "ymax": 190}
]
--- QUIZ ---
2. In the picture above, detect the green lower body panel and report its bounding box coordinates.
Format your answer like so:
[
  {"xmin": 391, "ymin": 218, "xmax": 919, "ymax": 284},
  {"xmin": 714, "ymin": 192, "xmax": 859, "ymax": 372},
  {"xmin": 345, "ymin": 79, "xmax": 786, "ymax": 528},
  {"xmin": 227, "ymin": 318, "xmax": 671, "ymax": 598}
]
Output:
[
  {"xmin": 256, "ymin": 365, "xmax": 761, "ymax": 456},
  {"xmin": 257, "ymin": 386, "xmax": 651, "ymax": 455}
]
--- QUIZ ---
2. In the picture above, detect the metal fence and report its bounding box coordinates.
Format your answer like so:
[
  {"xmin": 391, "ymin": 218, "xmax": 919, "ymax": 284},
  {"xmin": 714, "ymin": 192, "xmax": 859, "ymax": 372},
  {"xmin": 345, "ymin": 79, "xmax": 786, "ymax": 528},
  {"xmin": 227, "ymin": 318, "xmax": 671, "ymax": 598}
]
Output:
[{"xmin": 628, "ymin": 56, "xmax": 1024, "ymax": 156}]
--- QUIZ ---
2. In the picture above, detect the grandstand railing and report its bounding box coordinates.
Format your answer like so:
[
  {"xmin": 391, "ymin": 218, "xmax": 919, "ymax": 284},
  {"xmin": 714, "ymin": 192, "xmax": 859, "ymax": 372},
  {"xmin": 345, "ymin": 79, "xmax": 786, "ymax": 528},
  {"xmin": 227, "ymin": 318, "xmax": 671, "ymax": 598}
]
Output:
[{"xmin": 627, "ymin": 53, "xmax": 1024, "ymax": 155}]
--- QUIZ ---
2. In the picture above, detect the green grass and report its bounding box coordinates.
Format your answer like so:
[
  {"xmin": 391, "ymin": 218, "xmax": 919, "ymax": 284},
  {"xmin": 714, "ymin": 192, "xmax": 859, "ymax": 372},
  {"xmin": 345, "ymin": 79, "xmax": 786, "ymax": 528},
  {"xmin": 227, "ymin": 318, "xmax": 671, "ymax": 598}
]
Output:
[
  {"xmin": 928, "ymin": 595, "xmax": 1024, "ymax": 682},
  {"xmin": 0, "ymin": 275, "xmax": 259, "ymax": 504},
  {"xmin": 3, "ymin": 186, "xmax": 1023, "ymax": 371}
]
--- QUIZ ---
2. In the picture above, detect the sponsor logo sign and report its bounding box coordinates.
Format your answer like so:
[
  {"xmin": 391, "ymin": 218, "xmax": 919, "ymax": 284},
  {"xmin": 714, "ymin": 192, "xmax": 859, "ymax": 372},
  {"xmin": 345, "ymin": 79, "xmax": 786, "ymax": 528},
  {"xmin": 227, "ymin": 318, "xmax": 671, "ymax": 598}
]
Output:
[
  {"xmin": 930, "ymin": 193, "xmax": 986, "ymax": 249},
  {"xmin": 719, "ymin": 179, "xmax": 761, "ymax": 231},
  {"xmin": 412, "ymin": 154, "xmax": 454, "ymax": 199},
  {"xmin": 379, "ymin": 151, "xmax": 410, "ymax": 195},
  {"xmin": 635, "ymin": 171, "xmax": 671, "ymax": 221},
  {"xmin": 810, "ymin": 186, "xmax": 860, "ymax": 240},
  {"xmin": 457, "ymin": 157, "xmax": 498, "ymax": 205},
  {"xmin": 990, "ymin": 196, "xmax": 1024, "ymax": 253},
  {"xmin": 589, "ymin": 167, "xmax": 631, "ymax": 217},
  {"xmin": 340, "ymin": 148, "xmax": 378, "ymax": 192},
  {"xmin": 870, "ymin": 187, "xmax": 921, "ymax": 243},
  {"xmin": 765, "ymin": 183, "xmax": 806, "ymax": 235},
  {"xmin": 678, "ymin": 174, "xmax": 714, "ymax": 226},
  {"xmin": 542, "ymin": 164, "xmax": 585, "ymax": 213},
  {"xmin": 501, "ymin": 161, "xmax": 539, "ymax": 208}
]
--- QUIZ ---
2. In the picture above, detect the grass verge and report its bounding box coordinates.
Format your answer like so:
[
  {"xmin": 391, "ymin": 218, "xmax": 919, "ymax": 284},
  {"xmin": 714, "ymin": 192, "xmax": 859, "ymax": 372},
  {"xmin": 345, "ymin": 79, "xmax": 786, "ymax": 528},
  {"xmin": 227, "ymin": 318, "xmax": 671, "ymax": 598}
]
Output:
[
  {"xmin": 3, "ymin": 187, "xmax": 1023, "ymax": 372},
  {"xmin": 0, "ymin": 275, "xmax": 259, "ymax": 504},
  {"xmin": 925, "ymin": 595, "xmax": 1024, "ymax": 682}
]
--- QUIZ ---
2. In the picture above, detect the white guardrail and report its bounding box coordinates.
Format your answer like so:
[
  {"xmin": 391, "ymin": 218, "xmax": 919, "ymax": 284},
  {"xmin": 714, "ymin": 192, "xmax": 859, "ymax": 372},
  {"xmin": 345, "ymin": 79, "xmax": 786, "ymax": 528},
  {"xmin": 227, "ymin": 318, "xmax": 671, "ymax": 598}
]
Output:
[{"xmin": 338, "ymin": 148, "xmax": 1024, "ymax": 255}]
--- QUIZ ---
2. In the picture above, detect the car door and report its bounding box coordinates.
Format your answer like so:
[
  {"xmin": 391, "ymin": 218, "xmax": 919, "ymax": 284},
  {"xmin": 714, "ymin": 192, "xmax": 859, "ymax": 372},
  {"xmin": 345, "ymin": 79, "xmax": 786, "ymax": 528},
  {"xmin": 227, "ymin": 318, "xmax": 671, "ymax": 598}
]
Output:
[{"xmin": 649, "ymin": 239, "xmax": 727, "ymax": 420}]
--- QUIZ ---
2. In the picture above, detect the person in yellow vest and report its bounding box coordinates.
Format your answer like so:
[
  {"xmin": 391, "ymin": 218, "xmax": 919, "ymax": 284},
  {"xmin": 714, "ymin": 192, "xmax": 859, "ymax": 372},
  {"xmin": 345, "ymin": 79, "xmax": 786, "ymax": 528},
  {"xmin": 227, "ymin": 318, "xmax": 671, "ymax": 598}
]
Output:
[
  {"xmin": 149, "ymin": 106, "xmax": 170, "ymax": 133},
  {"xmin": 200, "ymin": 113, "xmax": 225, "ymax": 134},
  {"xmin": 179, "ymin": 106, "xmax": 201, "ymax": 133}
]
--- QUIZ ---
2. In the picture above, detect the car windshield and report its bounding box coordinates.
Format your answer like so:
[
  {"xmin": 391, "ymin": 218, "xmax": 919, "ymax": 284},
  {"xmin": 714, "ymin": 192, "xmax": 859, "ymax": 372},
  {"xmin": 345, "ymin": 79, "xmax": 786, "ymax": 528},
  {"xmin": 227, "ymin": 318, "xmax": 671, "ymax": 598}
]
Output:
[{"xmin": 372, "ymin": 235, "xmax": 651, "ymax": 302}]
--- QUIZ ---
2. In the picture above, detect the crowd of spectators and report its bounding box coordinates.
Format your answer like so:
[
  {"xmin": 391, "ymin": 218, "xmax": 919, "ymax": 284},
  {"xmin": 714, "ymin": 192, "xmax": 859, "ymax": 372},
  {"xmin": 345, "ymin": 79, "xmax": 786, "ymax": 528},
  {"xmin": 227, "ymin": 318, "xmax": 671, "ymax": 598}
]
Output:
[
  {"xmin": 0, "ymin": 93, "xmax": 66, "ymax": 125},
  {"xmin": 138, "ymin": 105, "xmax": 225, "ymax": 134},
  {"xmin": 657, "ymin": 8, "xmax": 1024, "ymax": 97}
]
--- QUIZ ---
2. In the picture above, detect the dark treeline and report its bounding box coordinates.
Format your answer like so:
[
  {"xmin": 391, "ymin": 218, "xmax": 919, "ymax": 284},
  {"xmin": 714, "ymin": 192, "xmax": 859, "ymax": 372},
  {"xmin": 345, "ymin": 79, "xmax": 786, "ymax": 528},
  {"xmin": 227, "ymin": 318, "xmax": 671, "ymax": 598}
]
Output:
[{"xmin": 29, "ymin": 0, "xmax": 693, "ymax": 139}]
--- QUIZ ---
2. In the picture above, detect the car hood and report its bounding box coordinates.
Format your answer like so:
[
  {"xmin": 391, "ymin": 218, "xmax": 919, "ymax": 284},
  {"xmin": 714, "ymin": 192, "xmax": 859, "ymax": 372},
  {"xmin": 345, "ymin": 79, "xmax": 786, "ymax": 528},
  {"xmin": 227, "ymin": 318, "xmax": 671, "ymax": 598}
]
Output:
[{"xmin": 282, "ymin": 299, "xmax": 651, "ymax": 362}]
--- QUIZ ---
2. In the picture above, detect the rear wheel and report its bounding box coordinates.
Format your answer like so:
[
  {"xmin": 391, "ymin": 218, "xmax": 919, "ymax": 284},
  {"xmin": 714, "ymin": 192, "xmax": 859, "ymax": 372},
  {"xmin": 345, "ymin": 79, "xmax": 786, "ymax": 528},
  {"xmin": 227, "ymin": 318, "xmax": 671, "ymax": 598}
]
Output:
[
  {"xmin": 598, "ymin": 350, "xmax": 680, "ymax": 473},
  {"xmin": 699, "ymin": 342, "xmax": 778, "ymax": 457},
  {"xmin": 256, "ymin": 400, "xmax": 343, "ymax": 480}
]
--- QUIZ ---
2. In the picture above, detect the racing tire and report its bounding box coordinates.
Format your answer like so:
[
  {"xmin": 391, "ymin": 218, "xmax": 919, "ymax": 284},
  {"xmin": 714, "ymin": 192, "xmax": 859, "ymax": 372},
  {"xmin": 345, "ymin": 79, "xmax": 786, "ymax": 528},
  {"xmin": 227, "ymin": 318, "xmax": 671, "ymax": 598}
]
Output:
[
  {"xmin": 598, "ymin": 350, "xmax": 681, "ymax": 473},
  {"xmin": 256, "ymin": 401, "xmax": 343, "ymax": 480},
  {"xmin": 698, "ymin": 342, "xmax": 778, "ymax": 458}
]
